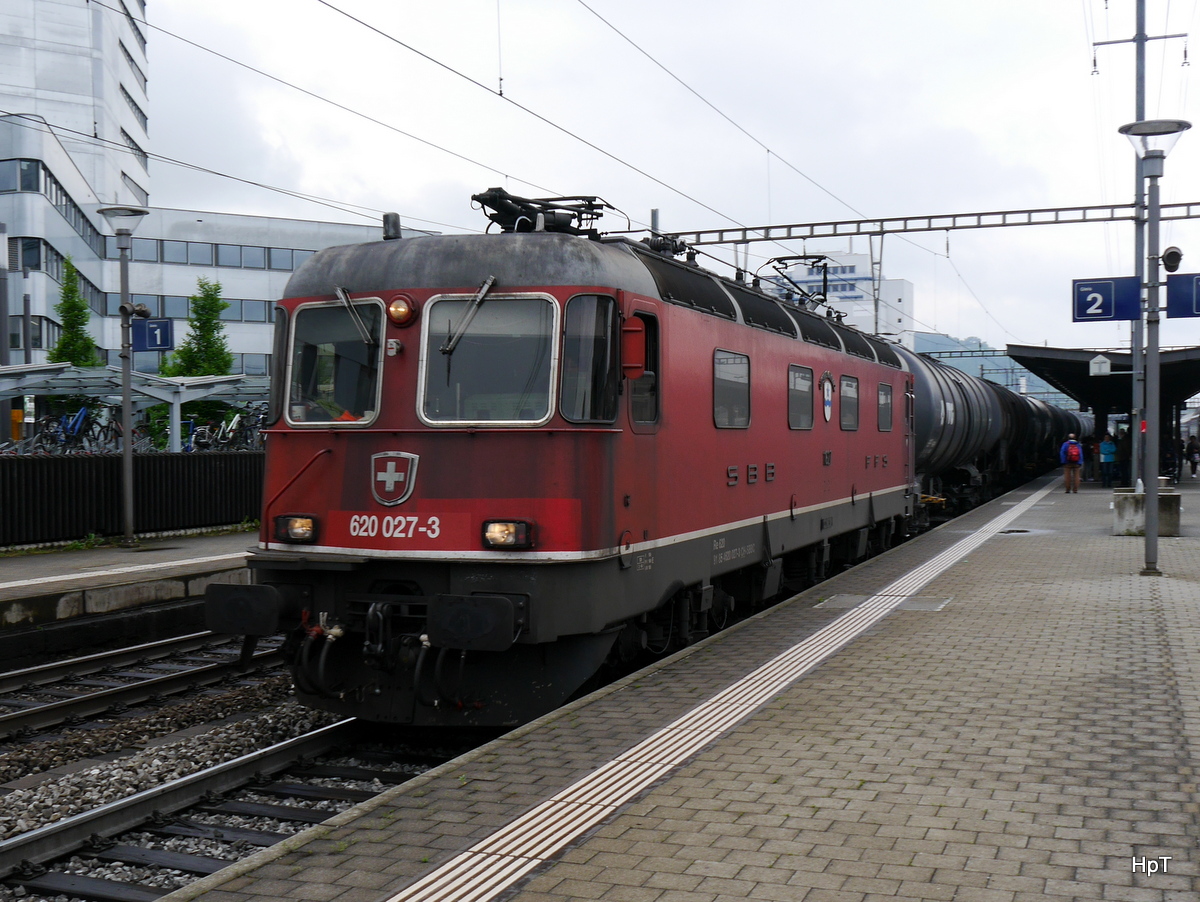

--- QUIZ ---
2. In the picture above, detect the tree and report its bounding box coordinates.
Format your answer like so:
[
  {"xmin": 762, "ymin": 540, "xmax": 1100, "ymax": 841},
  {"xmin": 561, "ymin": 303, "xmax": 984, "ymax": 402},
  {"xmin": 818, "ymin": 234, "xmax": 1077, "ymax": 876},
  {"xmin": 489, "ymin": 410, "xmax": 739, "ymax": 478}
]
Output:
[
  {"xmin": 160, "ymin": 277, "xmax": 233, "ymax": 376},
  {"xmin": 47, "ymin": 257, "xmax": 104, "ymax": 366}
]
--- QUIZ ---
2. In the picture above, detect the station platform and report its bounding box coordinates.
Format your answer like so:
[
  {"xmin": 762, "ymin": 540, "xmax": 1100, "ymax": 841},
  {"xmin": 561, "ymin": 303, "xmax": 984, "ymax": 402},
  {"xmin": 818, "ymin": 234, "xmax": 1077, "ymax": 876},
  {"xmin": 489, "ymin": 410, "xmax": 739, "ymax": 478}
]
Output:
[
  {"xmin": 150, "ymin": 473, "xmax": 1200, "ymax": 902},
  {"xmin": 0, "ymin": 530, "xmax": 251, "ymax": 661}
]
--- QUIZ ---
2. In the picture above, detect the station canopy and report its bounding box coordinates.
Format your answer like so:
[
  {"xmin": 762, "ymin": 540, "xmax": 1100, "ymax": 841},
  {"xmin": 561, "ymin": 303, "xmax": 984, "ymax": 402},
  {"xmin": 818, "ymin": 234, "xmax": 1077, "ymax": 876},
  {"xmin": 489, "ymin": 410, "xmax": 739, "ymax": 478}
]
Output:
[{"xmin": 1006, "ymin": 344, "xmax": 1200, "ymax": 415}]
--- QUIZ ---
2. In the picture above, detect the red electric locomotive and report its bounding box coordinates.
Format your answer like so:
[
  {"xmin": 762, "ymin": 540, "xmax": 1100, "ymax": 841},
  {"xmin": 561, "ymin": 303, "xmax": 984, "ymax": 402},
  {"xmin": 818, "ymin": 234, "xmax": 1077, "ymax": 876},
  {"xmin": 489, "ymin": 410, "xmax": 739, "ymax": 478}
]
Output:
[{"xmin": 207, "ymin": 190, "xmax": 1073, "ymax": 727}]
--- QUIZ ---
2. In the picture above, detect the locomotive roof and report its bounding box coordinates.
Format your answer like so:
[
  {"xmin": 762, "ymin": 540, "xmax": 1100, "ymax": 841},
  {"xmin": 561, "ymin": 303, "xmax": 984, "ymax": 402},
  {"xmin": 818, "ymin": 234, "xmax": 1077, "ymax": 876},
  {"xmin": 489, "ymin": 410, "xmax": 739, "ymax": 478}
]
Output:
[
  {"xmin": 284, "ymin": 230, "xmax": 904, "ymax": 369},
  {"xmin": 284, "ymin": 232, "xmax": 660, "ymax": 299}
]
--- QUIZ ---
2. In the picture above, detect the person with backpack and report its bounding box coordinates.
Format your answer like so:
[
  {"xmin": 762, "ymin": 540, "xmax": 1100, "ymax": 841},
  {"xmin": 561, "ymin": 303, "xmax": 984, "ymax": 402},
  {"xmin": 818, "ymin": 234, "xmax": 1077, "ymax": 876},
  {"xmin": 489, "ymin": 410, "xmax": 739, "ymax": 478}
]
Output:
[{"xmin": 1060, "ymin": 433, "xmax": 1083, "ymax": 493}]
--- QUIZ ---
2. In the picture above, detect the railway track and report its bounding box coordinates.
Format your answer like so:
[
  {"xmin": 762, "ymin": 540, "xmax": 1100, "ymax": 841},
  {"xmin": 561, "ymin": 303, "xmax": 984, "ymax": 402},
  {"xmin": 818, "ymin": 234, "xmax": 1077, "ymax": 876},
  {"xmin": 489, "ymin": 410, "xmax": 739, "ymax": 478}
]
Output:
[
  {"xmin": 0, "ymin": 719, "xmax": 364, "ymax": 900},
  {"xmin": 0, "ymin": 632, "xmax": 283, "ymax": 742},
  {"xmin": 0, "ymin": 716, "xmax": 464, "ymax": 902}
]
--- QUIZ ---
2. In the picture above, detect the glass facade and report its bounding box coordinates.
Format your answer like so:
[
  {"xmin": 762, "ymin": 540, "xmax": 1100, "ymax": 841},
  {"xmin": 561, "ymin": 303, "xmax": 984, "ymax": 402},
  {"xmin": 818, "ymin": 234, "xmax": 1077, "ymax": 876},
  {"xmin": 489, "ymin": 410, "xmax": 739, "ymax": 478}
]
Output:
[
  {"xmin": 103, "ymin": 292, "xmax": 272, "ymax": 323},
  {"xmin": 106, "ymin": 236, "xmax": 315, "ymax": 272}
]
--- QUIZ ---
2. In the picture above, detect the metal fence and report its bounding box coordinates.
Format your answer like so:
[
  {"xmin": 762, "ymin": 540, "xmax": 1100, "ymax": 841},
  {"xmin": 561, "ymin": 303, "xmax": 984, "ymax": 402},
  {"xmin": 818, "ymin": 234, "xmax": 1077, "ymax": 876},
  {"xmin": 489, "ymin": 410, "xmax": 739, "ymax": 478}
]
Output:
[{"xmin": 0, "ymin": 452, "xmax": 264, "ymax": 546}]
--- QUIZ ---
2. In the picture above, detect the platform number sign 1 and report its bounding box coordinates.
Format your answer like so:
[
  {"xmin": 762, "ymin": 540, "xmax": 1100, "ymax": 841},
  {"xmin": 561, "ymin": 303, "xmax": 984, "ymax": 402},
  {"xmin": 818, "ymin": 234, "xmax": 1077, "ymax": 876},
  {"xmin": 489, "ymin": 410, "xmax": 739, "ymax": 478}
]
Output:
[
  {"xmin": 131, "ymin": 318, "xmax": 174, "ymax": 352},
  {"xmin": 1165, "ymin": 273, "xmax": 1200, "ymax": 318},
  {"xmin": 1072, "ymin": 277, "xmax": 1141, "ymax": 322}
]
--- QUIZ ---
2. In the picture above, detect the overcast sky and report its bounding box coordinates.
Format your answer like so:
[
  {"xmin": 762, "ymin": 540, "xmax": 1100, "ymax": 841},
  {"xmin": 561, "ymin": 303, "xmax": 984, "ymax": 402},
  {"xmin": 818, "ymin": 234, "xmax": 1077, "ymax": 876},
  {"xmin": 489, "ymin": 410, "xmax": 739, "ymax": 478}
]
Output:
[{"xmin": 144, "ymin": 0, "xmax": 1200, "ymax": 353}]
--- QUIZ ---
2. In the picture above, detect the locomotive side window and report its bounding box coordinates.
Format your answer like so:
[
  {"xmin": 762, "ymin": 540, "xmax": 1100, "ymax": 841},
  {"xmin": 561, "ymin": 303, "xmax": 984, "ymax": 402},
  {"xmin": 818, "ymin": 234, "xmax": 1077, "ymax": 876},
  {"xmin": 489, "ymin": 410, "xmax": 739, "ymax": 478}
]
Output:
[
  {"xmin": 878, "ymin": 383, "xmax": 894, "ymax": 432},
  {"xmin": 561, "ymin": 295, "xmax": 618, "ymax": 423},
  {"xmin": 630, "ymin": 313, "xmax": 659, "ymax": 424},
  {"xmin": 422, "ymin": 296, "xmax": 555, "ymax": 424},
  {"xmin": 840, "ymin": 375, "xmax": 859, "ymax": 430},
  {"xmin": 288, "ymin": 301, "xmax": 383, "ymax": 424},
  {"xmin": 788, "ymin": 365, "xmax": 814, "ymax": 430},
  {"xmin": 714, "ymin": 350, "xmax": 750, "ymax": 428}
]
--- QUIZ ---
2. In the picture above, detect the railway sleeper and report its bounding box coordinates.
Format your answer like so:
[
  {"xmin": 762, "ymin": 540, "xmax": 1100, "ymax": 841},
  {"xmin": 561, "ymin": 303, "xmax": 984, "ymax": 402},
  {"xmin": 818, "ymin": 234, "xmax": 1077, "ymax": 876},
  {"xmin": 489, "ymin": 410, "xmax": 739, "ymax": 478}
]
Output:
[
  {"xmin": 88, "ymin": 844, "xmax": 230, "ymax": 876},
  {"xmin": 6, "ymin": 870, "xmax": 164, "ymax": 902}
]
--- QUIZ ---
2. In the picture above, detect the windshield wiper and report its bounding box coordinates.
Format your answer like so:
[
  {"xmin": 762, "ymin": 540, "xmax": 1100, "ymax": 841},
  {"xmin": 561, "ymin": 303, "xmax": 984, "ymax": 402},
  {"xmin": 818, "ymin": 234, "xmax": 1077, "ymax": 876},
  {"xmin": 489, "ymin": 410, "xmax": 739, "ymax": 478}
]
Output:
[
  {"xmin": 334, "ymin": 286, "xmax": 375, "ymax": 346},
  {"xmin": 440, "ymin": 275, "xmax": 496, "ymax": 356}
]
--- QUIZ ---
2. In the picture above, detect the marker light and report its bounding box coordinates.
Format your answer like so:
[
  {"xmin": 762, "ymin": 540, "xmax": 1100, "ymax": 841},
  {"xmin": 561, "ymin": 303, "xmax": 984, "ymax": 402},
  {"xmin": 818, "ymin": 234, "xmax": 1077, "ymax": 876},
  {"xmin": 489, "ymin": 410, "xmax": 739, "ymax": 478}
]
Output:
[
  {"xmin": 387, "ymin": 295, "xmax": 419, "ymax": 326},
  {"xmin": 275, "ymin": 515, "xmax": 318, "ymax": 543},
  {"xmin": 482, "ymin": 520, "xmax": 535, "ymax": 549}
]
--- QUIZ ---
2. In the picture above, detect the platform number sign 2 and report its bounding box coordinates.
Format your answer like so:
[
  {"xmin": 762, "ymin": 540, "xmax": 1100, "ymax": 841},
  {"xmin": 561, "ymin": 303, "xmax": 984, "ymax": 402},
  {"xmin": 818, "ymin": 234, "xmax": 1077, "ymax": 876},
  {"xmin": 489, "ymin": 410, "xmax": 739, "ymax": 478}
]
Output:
[{"xmin": 1071, "ymin": 277, "xmax": 1141, "ymax": 323}]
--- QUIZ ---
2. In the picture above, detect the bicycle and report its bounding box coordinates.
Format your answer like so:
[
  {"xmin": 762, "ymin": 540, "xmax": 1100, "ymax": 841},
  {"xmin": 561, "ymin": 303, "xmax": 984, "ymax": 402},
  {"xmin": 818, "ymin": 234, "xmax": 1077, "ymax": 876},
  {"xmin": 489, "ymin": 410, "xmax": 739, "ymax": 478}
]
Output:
[{"xmin": 32, "ymin": 406, "xmax": 94, "ymax": 454}]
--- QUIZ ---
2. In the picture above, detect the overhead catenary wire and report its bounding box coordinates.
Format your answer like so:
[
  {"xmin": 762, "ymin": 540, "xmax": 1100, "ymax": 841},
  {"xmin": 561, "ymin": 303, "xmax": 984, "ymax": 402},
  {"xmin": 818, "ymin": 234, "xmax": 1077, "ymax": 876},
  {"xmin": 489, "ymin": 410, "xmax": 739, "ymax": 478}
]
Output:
[
  {"xmin": 90, "ymin": 0, "xmax": 561, "ymax": 203},
  {"xmin": 312, "ymin": 0, "xmax": 755, "ymax": 231},
  {"xmin": 0, "ymin": 110, "xmax": 480, "ymax": 234},
  {"xmin": 118, "ymin": 0, "xmax": 1043, "ymax": 348}
]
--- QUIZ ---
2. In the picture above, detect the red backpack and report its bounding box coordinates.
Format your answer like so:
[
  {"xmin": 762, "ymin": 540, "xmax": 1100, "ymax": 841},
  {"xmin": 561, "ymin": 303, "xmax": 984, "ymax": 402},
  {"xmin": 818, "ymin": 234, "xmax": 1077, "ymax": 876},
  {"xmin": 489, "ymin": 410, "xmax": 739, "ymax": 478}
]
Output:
[{"xmin": 1066, "ymin": 442, "xmax": 1081, "ymax": 463}]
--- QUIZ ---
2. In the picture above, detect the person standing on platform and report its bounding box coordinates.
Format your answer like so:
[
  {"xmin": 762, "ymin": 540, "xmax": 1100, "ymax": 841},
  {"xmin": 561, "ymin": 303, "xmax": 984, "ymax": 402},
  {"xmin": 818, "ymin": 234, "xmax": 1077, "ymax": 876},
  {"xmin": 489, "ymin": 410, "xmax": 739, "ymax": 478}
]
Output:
[
  {"xmin": 1060, "ymin": 433, "xmax": 1083, "ymax": 493},
  {"xmin": 1116, "ymin": 429, "xmax": 1131, "ymax": 486},
  {"xmin": 1099, "ymin": 433, "xmax": 1117, "ymax": 488},
  {"xmin": 1187, "ymin": 435, "xmax": 1200, "ymax": 478}
]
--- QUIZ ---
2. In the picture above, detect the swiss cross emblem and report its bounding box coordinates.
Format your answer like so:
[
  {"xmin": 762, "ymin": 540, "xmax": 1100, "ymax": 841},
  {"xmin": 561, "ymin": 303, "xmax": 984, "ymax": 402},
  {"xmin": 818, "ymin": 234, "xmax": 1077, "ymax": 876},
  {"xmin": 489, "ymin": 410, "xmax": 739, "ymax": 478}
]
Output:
[{"xmin": 371, "ymin": 452, "xmax": 419, "ymax": 506}]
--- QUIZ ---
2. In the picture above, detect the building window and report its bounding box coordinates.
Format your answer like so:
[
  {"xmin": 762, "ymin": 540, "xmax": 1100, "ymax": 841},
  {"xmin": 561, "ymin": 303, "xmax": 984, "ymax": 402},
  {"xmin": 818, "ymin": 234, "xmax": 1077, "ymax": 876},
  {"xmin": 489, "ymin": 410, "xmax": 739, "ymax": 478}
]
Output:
[
  {"xmin": 118, "ymin": 0, "xmax": 147, "ymax": 51},
  {"xmin": 163, "ymin": 296, "xmax": 189, "ymax": 319},
  {"xmin": 220, "ymin": 299, "xmax": 243, "ymax": 321},
  {"xmin": 243, "ymin": 354, "xmax": 269, "ymax": 375},
  {"xmin": 187, "ymin": 242, "xmax": 212, "ymax": 265},
  {"xmin": 162, "ymin": 241, "xmax": 188, "ymax": 264},
  {"xmin": 242, "ymin": 246, "xmax": 266, "ymax": 268},
  {"xmin": 119, "ymin": 42, "xmax": 147, "ymax": 93},
  {"xmin": 121, "ymin": 129, "xmax": 148, "ymax": 170},
  {"xmin": 122, "ymin": 172, "xmax": 148, "ymax": 206},
  {"xmin": 132, "ymin": 237, "xmax": 157, "ymax": 262},
  {"xmin": 242, "ymin": 299, "xmax": 268, "ymax": 322},
  {"xmin": 840, "ymin": 375, "xmax": 859, "ymax": 431},
  {"xmin": 0, "ymin": 159, "xmax": 38, "ymax": 193},
  {"xmin": 8, "ymin": 315, "xmax": 60, "ymax": 350},
  {"xmin": 120, "ymin": 85, "xmax": 149, "ymax": 132},
  {"xmin": 268, "ymin": 248, "xmax": 293, "ymax": 270},
  {"xmin": 217, "ymin": 245, "xmax": 241, "ymax": 267},
  {"xmin": 714, "ymin": 350, "xmax": 750, "ymax": 428},
  {"xmin": 788, "ymin": 365, "xmax": 814, "ymax": 429}
]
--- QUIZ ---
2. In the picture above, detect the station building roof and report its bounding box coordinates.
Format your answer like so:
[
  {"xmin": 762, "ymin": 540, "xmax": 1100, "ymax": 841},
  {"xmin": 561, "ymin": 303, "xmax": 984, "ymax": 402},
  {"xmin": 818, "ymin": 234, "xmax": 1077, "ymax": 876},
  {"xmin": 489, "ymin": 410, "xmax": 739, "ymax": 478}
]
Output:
[{"xmin": 1006, "ymin": 343, "xmax": 1200, "ymax": 414}]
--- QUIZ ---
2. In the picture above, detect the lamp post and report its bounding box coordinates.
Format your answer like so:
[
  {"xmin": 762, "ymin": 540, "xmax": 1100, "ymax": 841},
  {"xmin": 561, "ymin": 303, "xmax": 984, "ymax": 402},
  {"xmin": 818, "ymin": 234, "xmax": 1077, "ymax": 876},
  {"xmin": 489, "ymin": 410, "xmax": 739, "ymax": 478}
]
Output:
[
  {"xmin": 97, "ymin": 206, "xmax": 149, "ymax": 546},
  {"xmin": 1118, "ymin": 119, "xmax": 1190, "ymax": 576}
]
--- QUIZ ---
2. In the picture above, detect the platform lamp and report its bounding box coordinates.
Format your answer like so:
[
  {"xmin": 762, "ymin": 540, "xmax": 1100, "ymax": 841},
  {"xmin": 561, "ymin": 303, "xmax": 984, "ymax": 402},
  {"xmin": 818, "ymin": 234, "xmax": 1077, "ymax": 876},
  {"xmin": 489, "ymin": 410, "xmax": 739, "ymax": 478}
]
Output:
[
  {"xmin": 97, "ymin": 205, "xmax": 150, "ymax": 546},
  {"xmin": 1118, "ymin": 118, "xmax": 1191, "ymax": 576}
]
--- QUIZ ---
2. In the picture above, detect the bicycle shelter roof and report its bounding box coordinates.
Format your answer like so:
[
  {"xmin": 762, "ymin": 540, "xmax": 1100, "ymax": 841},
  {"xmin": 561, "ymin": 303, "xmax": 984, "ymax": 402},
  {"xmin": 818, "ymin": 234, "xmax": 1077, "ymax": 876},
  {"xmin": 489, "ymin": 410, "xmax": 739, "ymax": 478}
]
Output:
[{"xmin": 0, "ymin": 364, "xmax": 269, "ymax": 407}]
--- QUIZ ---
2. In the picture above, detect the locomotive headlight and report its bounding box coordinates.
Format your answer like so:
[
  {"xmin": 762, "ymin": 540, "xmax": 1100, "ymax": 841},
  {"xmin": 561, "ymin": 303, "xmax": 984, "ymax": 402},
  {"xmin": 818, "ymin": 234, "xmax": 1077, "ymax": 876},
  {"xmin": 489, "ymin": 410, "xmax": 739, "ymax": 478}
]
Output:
[
  {"xmin": 387, "ymin": 295, "xmax": 419, "ymax": 326},
  {"xmin": 275, "ymin": 515, "xmax": 318, "ymax": 543},
  {"xmin": 482, "ymin": 520, "xmax": 535, "ymax": 549}
]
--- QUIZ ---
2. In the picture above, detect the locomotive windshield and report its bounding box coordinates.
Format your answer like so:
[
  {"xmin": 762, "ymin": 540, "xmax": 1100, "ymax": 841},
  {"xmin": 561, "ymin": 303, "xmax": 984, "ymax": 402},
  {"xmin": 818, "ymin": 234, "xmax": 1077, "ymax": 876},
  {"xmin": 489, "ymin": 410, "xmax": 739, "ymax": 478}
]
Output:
[
  {"xmin": 421, "ymin": 295, "xmax": 556, "ymax": 423},
  {"xmin": 287, "ymin": 301, "xmax": 383, "ymax": 423}
]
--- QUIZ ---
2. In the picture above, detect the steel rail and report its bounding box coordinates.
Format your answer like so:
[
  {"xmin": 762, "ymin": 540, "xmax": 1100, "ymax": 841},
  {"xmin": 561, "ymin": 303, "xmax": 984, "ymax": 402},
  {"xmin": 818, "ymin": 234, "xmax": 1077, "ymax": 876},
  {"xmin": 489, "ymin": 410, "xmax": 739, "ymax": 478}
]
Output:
[
  {"xmin": 0, "ymin": 632, "xmax": 241, "ymax": 694},
  {"xmin": 0, "ymin": 718, "xmax": 360, "ymax": 877},
  {"xmin": 0, "ymin": 646, "xmax": 284, "ymax": 740}
]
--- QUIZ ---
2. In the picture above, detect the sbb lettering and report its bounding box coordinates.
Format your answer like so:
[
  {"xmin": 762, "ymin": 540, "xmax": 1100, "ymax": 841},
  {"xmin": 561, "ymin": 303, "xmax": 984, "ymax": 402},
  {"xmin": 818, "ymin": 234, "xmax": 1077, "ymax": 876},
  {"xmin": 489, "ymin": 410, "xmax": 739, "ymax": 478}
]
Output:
[{"xmin": 725, "ymin": 462, "xmax": 777, "ymax": 486}]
